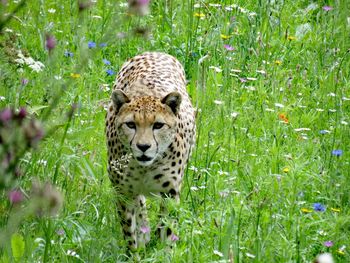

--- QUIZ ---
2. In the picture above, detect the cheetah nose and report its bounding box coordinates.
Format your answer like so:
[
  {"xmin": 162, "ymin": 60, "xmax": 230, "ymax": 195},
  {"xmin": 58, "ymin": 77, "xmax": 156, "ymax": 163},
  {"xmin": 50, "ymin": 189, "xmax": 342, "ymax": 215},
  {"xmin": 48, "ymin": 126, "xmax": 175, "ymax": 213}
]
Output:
[{"xmin": 137, "ymin": 143, "xmax": 151, "ymax": 152}]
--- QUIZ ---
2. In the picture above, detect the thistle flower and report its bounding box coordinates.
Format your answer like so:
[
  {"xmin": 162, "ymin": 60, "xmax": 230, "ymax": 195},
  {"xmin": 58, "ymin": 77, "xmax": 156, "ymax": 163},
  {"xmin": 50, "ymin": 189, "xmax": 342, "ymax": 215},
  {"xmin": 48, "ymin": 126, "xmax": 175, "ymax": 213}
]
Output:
[
  {"xmin": 8, "ymin": 190, "xmax": 23, "ymax": 204},
  {"xmin": 45, "ymin": 34, "xmax": 56, "ymax": 51}
]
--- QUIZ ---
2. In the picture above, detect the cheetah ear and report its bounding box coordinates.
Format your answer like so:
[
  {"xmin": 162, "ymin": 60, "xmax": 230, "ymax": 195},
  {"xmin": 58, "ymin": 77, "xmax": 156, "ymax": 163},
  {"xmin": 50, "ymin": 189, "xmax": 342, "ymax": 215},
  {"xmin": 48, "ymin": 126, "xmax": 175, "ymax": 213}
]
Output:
[
  {"xmin": 112, "ymin": 90, "xmax": 130, "ymax": 113},
  {"xmin": 161, "ymin": 92, "xmax": 182, "ymax": 115}
]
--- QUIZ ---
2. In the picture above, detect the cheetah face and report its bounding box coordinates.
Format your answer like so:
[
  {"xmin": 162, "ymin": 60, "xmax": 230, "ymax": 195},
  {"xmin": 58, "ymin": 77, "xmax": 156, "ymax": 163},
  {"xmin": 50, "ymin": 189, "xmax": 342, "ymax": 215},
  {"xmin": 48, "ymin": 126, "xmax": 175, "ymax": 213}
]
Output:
[{"xmin": 112, "ymin": 90, "xmax": 181, "ymax": 166}]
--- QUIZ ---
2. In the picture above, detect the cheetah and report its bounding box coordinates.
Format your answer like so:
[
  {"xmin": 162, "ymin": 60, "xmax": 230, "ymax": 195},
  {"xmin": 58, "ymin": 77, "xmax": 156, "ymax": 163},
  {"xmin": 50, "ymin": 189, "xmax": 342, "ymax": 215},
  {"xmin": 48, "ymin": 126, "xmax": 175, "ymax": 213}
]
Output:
[{"xmin": 105, "ymin": 52, "xmax": 196, "ymax": 250}]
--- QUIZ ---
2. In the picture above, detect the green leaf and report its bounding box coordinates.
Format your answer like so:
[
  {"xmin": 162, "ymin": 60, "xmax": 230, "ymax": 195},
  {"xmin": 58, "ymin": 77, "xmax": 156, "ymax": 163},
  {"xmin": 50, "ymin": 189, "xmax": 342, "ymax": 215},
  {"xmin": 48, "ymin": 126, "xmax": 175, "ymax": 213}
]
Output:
[{"xmin": 11, "ymin": 233, "xmax": 25, "ymax": 261}]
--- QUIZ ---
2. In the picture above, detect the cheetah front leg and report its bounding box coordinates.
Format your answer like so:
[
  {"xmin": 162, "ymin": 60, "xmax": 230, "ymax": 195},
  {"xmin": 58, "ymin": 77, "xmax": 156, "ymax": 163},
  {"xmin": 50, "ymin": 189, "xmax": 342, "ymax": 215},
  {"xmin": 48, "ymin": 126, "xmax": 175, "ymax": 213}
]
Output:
[
  {"xmin": 116, "ymin": 195, "xmax": 150, "ymax": 251},
  {"xmin": 135, "ymin": 195, "xmax": 151, "ymax": 246},
  {"xmin": 157, "ymin": 188, "xmax": 180, "ymax": 243}
]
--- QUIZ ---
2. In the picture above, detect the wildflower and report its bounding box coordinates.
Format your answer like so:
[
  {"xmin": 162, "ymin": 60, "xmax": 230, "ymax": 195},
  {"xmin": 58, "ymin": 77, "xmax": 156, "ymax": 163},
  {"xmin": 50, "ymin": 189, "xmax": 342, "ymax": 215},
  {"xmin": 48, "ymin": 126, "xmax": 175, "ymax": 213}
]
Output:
[
  {"xmin": 278, "ymin": 113, "xmax": 289, "ymax": 123},
  {"xmin": 313, "ymin": 203, "xmax": 326, "ymax": 212},
  {"xmin": 224, "ymin": 44, "xmax": 235, "ymax": 51},
  {"xmin": 287, "ymin": 36, "xmax": 297, "ymax": 41},
  {"xmin": 17, "ymin": 107, "xmax": 27, "ymax": 120},
  {"xmin": 274, "ymin": 103, "xmax": 284, "ymax": 108},
  {"xmin": 0, "ymin": 108, "xmax": 13, "ymax": 123},
  {"xmin": 56, "ymin": 229, "xmax": 65, "ymax": 236},
  {"xmin": 274, "ymin": 60, "xmax": 282, "ymax": 65},
  {"xmin": 70, "ymin": 73, "xmax": 81, "ymax": 78},
  {"xmin": 64, "ymin": 51, "xmax": 74, "ymax": 57},
  {"xmin": 102, "ymin": 59, "xmax": 111, "ymax": 65},
  {"xmin": 231, "ymin": 112, "xmax": 239, "ymax": 118},
  {"xmin": 106, "ymin": 69, "xmax": 115, "ymax": 76},
  {"xmin": 8, "ymin": 190, "xmax": 23, "ymax": 204},
  {"xmin": 21, "ymin": 78, "xmax": 29, "ymax": 85},
  {"xmin": 48, "ymin": 8, "xmax": 56, "ymax": 14},
  {"xmin": 99, "ymin": 43, "xmax": 107, "ymax": 47},
  {"xmin": 301, "ymin": 208, "xmax": 312, "ymax": 213},
  {"xmin": 315, "ymin": 253, "xmax": 334, "ymax": 263},
  {"xmin": 294, "ymin": 128, "xmax": 311, "ymax": 132},
  {"xmin": 170, "ymin": 233, "xmax": 179, "ymax": 242},
  {"xmin": 194, "ymin": 12, "xmax": 205, "ymax": 18},
  {"xmin": 323, "ymin": 6, "xmax": 333, "ymax": 11},
  {"xmin": 213, "ymin": 250, "xmax": 223, "ymax": 257},
  {"xmin": 220, "ymin": 34, "xmax": 231, "ymax": 40},
  {"xmin": 45, "ymin": 34, "xmax": 56, "ymax": 51},
  {"xmin": 337, "ymin": 245, "xmax": 346, "ymax": 255},
  {"xmin": 331, "ymin": 207, "xmax": 341, "ymax": 212},
  {"xmin": 140, "ymin": 226, "xmax": 150, "ymax": 234},
  {"xmin": 319, "ymin": 130, "xmax": 330, "ymax": 134},
  {"xmin": 24, "ymin": 119, "xmax": 44, "ymax": 147},
  {"xmin": 31, "ymin": 181, "xmax": 63, "ymax": 216},
  {"xmin": 324, "ymin": 241, "xmax": 334, "ymax": 247},
  {"xmin": 332, "ymin": 150, "xmax": 343, "ymax": 156},
  {"xmin": 88, "ymin": 41, "xmax": 96, "ymax": 48},
  {"xmin": 214, "ymin": 100, "xmax": 224, "ymax": 105},
  {"xmin": 239, "ymin": 78, "xmax": 247, "ymax": 83},
  {"xmin": 282, "ymin": 167, "xmax": 290, "ymax": 173}
]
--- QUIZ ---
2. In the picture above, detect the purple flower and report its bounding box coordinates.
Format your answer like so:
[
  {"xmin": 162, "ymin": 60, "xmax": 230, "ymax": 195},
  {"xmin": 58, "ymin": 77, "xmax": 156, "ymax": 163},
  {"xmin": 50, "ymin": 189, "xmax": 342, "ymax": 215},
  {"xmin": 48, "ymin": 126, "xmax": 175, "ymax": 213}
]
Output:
[
  {"xmin": 99, "ymin": 43, "xmax": 107, "ymax": 47},
  {"xmin": 0, "ymin": 108, "xmax": 13, "ymax": 123},
  {"xmin": 56, "ymin": 228, "xmax": 65, "ymax": 236},
  {"xmin": 8, "ymin": 190, "xmax": 23, "ymax": 204},
  {"xmin": 88, "ymin": 41, "xmax": 96, "ymax": 49},
  {"xmin": 64, "ymin": 51, "xmax": 74, "ymax": 57},
  {"xmin": 45, "ymin": 34, "xmax": 56, "ymax": 51},
  {"xmin": 224, "ymin": 44, "xmax": 235, "ymax": 51},
  {"xmin": 313, "ymin": 203, "xmax": 326, "ymax": 212},
  {"xmin": 332, "ymin": 150, "xmax": 343, "ymax": 157},
  {"xmin": 106, "ymin": 69, "xmax": 115, "ymax": 76},
  {"xmin": 102, "ymin": 59, "xmax": 111, "ymax": 65},
  {"xmin": 17, "ymin": 107, "xmax": 27, "ymax": 119},
  {"xmin": 324, "ymin": 241, "xmax": 334, "ymax": 247},
  {"xmin": 323, "ymin": 6, "xmax": 333, "ymax": 11},
  {"xmin": 140, "ymin": 226, "xmax": 150, "ymax": 234},
  {"xmin": 21, "ymin": 78, "xmax": 29, "ymax": 86},
  {"xmin": 170, "ymin": 233, "xmax": 179, "ymax": 242}
]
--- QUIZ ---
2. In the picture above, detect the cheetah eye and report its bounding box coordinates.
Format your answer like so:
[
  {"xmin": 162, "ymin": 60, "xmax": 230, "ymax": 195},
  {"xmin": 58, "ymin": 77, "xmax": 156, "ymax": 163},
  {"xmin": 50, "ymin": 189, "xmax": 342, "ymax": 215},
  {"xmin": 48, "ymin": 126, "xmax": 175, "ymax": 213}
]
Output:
[
  {"xmin": 153, "ymin": 122, "xmax": 165, "ymax": 130},
  {"xmin": 125, "ymin": 121, "xmax": 136, "ymax": 129}
]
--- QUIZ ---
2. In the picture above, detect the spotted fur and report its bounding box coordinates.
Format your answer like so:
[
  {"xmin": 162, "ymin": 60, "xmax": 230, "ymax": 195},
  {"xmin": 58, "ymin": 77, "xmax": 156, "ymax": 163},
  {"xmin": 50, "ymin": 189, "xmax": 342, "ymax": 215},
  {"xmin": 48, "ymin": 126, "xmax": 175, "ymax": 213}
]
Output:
[{"xmin": 105, "ymin": 52, "xmax": 195, "ymax": 250}]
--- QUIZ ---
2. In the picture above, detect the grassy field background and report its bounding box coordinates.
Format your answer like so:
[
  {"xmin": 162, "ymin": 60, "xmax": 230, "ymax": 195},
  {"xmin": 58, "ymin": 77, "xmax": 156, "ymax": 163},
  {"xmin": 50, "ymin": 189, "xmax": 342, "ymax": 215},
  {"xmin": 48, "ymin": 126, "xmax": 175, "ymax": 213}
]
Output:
[{"xmin": 0, "ymin": 0, "xmax": 349, "ymax": 262}]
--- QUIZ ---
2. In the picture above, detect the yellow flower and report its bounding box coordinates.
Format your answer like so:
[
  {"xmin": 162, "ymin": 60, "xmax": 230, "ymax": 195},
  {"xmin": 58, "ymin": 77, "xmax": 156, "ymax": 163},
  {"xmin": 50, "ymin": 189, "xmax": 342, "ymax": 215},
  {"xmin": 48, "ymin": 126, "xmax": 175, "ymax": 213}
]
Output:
[
  {"xmin": 282, "ymin": 167, "xmax": 290, "ymax": 173},
  {"xmin": 287, "ymin": 36, "xmax": 297, "ymax": 41},
  {"xmin": 331, "ymin": 207, "xmax": 341, "ymax": 212},
  {"xmin": 70, "ymin": 73, "xmax": 81, "ymax": 78},
  {"xmin": 301, "ymin": 208, "xmax": 312, "ymax": 213},
  {"xmin": 194, "ymin": 13, "xmax": 205, "ymax": 18},
  {"xmin": 274, "ymin": 60, "xmax": 282, "ymax": 65},
  {"xmin": 337, "ymin": 249, "xmax": 345, "ymax": 256},
  {"xmin": 220, "ymin": 34, "xmax": 231, "ymax": 40}
]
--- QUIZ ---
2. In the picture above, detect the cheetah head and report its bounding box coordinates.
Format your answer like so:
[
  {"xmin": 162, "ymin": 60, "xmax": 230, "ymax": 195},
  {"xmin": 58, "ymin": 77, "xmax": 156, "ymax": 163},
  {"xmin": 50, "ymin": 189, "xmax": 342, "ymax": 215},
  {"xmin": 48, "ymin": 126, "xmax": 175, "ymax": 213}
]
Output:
[{"xmin": 112, "ymin": 89, "xmax": 181, "ymax": 166}]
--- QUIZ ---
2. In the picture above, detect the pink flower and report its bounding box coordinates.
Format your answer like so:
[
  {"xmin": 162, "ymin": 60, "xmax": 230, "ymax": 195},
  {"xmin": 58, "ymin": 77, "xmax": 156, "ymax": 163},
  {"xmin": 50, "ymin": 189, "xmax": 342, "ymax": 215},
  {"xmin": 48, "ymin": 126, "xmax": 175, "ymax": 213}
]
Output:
[
  {"xmin": 323, "ymin": 6, "xmax": 333, "ymax": 11},
  {"xmin": 140, "ymin": 226, "xmax": 150, "ymax": 234},
  {"xmin": 8, "ymin": 190, "xmax": 23, "ymax": 204},
  {"xmin": 324, "ymin": 241, "xmax": 334, "ymax": 247},
  {"xmin": 224, "ymin": 44, "xmax": 235, "ymax": 51},
  {"xmin": 45, "ymin": 34, "xmax": 56, "ymax": 51}
]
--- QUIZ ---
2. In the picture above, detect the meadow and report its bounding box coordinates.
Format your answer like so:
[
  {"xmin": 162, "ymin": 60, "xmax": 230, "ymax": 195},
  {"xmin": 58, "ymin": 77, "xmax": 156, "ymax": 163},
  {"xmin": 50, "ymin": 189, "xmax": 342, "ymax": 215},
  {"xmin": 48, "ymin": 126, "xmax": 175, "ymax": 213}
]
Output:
[{"xmin": 0, "ymin": 0, "xmax": 349, "ymax": 262}]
